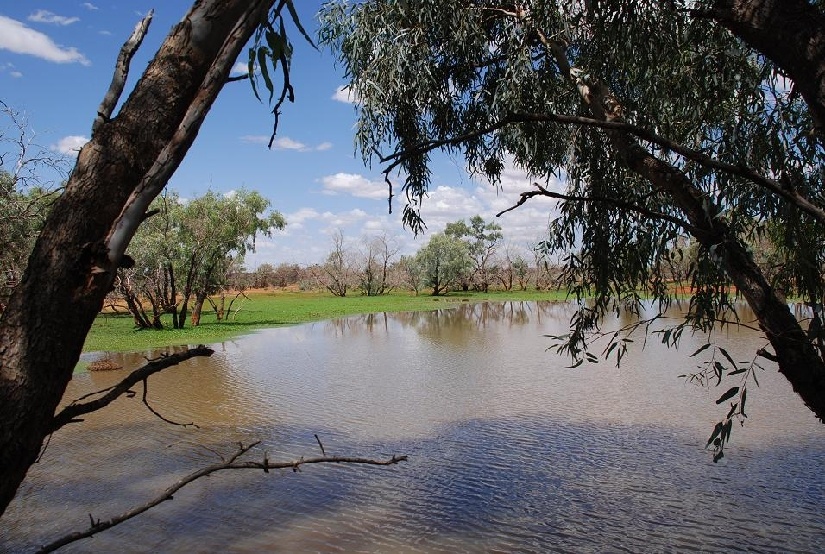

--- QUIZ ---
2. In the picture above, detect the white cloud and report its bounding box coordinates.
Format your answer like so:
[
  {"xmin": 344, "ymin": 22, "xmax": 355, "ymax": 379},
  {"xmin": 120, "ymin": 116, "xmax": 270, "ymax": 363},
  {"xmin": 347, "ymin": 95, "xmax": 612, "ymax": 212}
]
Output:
[
  {"xmin": 51, "ymin": 135, "xmax": 88, "ymax": 156},
  {"xmin": 321, "ymin": 172, "xmax": 388, "ymax": 200},
  {"xmin": 98, "ymin": 30, "xmax": 111, "ymax": 36},
  {"xmin": 240, "ymin": 135, "xmax": 269, "ymax": 145},
  {"xmin": 241, "ymin": 135, "xmax": 331, "ymax": 152},
  {"xmin": 272, "ymin": 136, "xmax": 307, "ymax": 150},
  {"xmin": 28, "ymin": 10, "xmax": 80, "ymax": 26},
  {"xmin": 82, "ymin": 3, "xmax": 98, "ymax": 10},
  {"xmin": 230, "ymin": 61, "xmax": 248, "ymax": 76},
  {"xmin": 10, "ymin": 71, "xmax": 22, "ymax": 78},
  {"xmin": 0, "ymin": 16, "xmax": 89, "ymax": 65},
  {"xmin": 332, "ymin": 85, "xmax": 359, "ymax": 104}
]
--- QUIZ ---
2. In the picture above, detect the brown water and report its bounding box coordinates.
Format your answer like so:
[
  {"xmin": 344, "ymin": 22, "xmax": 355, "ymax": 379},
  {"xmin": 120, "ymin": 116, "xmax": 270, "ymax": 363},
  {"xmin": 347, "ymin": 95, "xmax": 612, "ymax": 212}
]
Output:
[{"xmin": 2, "ymin": 301, "xmax": 823, "ymax": 553}]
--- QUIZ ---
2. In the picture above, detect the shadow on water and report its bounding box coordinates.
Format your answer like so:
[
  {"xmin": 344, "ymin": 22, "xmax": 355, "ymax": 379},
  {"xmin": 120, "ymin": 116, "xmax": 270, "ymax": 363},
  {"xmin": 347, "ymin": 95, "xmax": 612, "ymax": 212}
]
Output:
[{"xmin": 2, "ymin": 301, "xmax": 824, "ymax": 552}]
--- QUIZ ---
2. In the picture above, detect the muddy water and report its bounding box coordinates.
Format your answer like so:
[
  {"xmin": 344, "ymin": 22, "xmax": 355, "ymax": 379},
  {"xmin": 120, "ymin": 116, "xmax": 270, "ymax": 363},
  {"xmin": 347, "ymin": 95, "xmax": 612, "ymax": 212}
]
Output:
[{"xmin": 2, "ymin": 302, "xmax": 823, "ymax": 552}]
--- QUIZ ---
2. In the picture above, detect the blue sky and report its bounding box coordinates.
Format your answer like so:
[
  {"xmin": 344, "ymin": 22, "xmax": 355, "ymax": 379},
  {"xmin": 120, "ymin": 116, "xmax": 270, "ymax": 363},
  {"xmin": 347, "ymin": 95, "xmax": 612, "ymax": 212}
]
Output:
[{"xmin": 0, "ymin": 1, "xmax": 558, "ymax": 267}]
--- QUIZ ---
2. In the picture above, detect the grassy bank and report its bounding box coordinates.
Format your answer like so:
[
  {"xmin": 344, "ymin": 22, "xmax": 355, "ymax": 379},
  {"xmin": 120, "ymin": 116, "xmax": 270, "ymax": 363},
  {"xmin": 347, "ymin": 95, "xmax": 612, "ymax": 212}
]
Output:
[{"xmin": 84, "ymin": 288, "xmax": 568, "ymax": 353}]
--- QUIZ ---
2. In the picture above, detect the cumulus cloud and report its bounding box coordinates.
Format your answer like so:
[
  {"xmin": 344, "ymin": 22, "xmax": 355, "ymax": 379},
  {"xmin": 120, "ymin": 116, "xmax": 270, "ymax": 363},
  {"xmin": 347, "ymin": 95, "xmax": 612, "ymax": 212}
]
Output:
[
  {"xmin": 28, "ymin": 10, "xmax": 80, "ymax": 26},
  {"xmin": 321, "ymin": 173, "xmax": 387, "ymax": 200},
  {"xmin": 240, "ymin": 135, "xmax": 331, "ymax": 152},
  {"xmin": 0, "ymin": 16, "xmax": 89, "ymax": 64},
  {"xmin": 51, "ymin": 135, "xmax": 88, "ymax": 156},
  {"xmin": 82, "ymin": 3, "xmax": 98, "ymax": 10},
  {"xmin": 230, "ymin": 61, "xmax": 249, "ymax": 76},
  {"xmin": 332, "ymin": 85, "xmax": 359, "ymax": 104}
]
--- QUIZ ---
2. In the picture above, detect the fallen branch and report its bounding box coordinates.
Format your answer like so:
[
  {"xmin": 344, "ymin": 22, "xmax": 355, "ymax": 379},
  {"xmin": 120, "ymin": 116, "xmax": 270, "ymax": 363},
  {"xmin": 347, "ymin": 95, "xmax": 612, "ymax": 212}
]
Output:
[
  {"xmin": 50, "ymin": 346, "xmax": 214, "ymax": 433},
  {"xmin": 37, "ymin": 441, "xmax": 407, "ymax": 553}
]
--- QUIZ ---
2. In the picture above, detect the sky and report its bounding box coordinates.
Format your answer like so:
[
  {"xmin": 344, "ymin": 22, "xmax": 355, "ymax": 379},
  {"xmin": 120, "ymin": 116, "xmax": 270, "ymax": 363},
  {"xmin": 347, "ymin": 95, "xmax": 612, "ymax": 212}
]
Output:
[{"xmin": 0, "ymin": 1, "xmax": 559, "ymax": 268}]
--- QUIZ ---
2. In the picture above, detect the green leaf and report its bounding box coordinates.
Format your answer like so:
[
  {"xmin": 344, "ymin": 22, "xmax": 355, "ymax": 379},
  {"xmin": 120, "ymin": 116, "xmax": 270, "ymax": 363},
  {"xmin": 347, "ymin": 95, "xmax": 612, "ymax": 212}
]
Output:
[
  {"xmin": 690, "ymin": 343, "xmax": 712, "ymax": 357},
  {"xmin": 715, "ymin": 386, "xmax": 739, "ymax": 404},
  {"xmin": 257, "ymin": 47, "xmax": 274, "ymax": 102},
  {"xmin": 740, "ymin": 388, "xmax": 747, "ymax": 417},
  {"xmin": 286, "ymin": 0, "xmax": 316, "ymax": 48},
  {"xmin": 248, "ymin": 48, "xmax": 260, "ymax": 101},
  {"xmin": 706, "ymin": 421, "xmax": 723, "ymax": 447},
  {"xmin": 718, "ymin": 347, "xmax": 737, "ymax": 369}
]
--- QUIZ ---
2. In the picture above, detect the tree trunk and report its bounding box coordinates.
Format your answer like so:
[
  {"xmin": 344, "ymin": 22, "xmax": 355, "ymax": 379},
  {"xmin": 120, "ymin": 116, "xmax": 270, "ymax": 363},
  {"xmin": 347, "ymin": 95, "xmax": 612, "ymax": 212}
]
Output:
[
  {"xmin": 191, "ymin": 291, "xmax": 207, "ymax": 326},
  {"xmin": 0, "ymin": 0, "xmax": 275, "ymax": 517}
]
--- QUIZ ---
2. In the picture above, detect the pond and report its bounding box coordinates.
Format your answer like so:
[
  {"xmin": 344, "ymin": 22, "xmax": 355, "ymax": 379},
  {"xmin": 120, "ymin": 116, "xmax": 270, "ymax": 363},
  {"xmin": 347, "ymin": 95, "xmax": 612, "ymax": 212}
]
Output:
[{"xmin": 2, "ymin": 301, "xmax": 823, "ymax": 552}]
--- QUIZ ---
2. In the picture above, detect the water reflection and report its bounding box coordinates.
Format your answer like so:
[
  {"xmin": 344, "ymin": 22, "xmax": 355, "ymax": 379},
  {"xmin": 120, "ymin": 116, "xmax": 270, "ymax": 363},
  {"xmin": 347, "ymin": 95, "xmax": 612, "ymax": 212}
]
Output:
[{"xmin": 2, "ymin": 301, "xmax": 823, "ymax": 553}]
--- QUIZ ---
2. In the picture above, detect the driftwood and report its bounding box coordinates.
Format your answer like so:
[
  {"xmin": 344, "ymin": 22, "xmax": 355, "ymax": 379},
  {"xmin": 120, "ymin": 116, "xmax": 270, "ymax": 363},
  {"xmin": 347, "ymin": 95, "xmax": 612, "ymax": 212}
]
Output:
[{"xmin": 36, "ymin": 441, "xmax": 407, "ymax": 553}]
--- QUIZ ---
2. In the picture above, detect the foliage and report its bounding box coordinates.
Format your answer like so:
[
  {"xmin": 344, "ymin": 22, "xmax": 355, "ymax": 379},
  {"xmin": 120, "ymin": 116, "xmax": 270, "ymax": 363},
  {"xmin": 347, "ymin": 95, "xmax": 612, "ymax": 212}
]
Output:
[
  {"xmin": 319, "ymin": 1, "xmax": 825, "ymax": 435},
  {"xmin": 445, "ymin": 215, "xmax": 503, "ymax": 292},
  {"xmin": 414, "ymin": 232, "xmax": 473, "ymax": 295},
  {"xmin": 0, "ymin": 103, "xmax": 67, "ymax": 306},
  {"xmin": 119, "ymin": 189, "xmax": 284, "ymax": 328}
]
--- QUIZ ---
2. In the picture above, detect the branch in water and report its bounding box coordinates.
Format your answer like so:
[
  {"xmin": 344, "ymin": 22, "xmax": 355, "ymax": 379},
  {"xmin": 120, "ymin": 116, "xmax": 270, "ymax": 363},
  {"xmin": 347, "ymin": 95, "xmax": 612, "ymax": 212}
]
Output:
[{"xmin": 37, "ymin": 441, "xmax": 407, "ymax": 553}]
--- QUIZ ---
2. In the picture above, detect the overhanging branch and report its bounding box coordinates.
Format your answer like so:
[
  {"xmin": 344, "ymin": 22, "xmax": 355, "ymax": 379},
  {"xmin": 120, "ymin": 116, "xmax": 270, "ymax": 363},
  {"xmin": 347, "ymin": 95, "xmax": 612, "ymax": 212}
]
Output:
[
  {"xmin": 496, "ymin": 182, "xmax": 703, "ymax": 236},
  {"xmin": 50, "ymin": 346, "xmax": 214, "ymax": 433},
  {"xmin": 379, "ymin": 111, "xmax": 825, "ymax": 227}
]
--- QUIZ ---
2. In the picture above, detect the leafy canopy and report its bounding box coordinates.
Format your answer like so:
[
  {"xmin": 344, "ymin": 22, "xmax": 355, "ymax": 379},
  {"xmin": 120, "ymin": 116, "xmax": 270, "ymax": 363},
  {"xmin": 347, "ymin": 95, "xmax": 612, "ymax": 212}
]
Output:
[{"xmin": 319, "ymin": 0, "xmax": 824, "ymax": 336}]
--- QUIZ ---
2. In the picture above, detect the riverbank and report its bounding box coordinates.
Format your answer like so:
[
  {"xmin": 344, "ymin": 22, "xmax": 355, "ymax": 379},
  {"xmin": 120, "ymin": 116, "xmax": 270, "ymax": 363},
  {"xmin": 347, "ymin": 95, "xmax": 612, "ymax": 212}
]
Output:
[{"xmin": 83, "ymin": 288, "xmax": 568, "ymax": 353}]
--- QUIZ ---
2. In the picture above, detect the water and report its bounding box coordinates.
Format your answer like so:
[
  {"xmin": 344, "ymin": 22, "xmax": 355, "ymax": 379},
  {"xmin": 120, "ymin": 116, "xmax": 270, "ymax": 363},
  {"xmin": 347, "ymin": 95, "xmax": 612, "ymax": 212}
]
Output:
[{"xmin": 2, "ymin": 301, "xmax": 823, "ymax": 552}]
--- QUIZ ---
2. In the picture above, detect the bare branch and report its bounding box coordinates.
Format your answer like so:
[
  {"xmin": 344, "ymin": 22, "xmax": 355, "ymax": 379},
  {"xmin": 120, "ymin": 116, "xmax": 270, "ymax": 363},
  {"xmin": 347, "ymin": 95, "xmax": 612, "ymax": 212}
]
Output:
[
  {"xmin": 496, "ymin": 182, "xmax": 703, "ymax": 236},
  {"xmin": 36, "ymin": 442, "xmax": 407, "ymax": 553},
  {"xmin": 50, "ymin": 346, "xmax": 214, "ymax": 433},
  {"xmin": 93, "ymin": 11, "xmax": 154, "ymax": 135}
]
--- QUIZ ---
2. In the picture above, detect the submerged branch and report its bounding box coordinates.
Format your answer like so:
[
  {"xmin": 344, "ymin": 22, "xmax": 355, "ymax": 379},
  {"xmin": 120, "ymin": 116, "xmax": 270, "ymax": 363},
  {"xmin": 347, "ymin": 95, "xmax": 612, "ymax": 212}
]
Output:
[
  {"xmin": 37, "ymin": 442, "xmax": 407, "ymax": 553},
  {"xmin": 50, "ymin": 346, "xmax": 214, "ymax": 433}
]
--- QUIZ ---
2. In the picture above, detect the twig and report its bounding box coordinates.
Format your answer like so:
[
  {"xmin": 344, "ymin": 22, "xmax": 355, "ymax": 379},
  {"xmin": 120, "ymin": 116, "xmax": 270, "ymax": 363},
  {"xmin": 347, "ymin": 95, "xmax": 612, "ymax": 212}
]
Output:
[
  {"xmin": 36, "ymin": 442, "xmax": 407, "ymax": 553},
  {"xmin": 51, "ymin": 346, "xmax": 214, "ymax": 433}
]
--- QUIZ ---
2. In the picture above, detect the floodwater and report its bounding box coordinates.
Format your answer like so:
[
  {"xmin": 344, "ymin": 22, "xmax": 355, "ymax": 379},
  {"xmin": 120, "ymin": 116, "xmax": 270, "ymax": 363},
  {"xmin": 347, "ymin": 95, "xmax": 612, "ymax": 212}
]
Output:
[{"xmin": 2, "ymin": 301, "xmax": 823, "ymax": 553}]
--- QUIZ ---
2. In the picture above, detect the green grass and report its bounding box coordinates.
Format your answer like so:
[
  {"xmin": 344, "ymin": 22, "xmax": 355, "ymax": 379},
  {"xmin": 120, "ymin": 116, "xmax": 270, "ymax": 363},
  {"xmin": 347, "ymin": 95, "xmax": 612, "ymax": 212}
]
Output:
[{"xmin": 83, "ymin": 288, "xmax": 569, "ymax": 353}]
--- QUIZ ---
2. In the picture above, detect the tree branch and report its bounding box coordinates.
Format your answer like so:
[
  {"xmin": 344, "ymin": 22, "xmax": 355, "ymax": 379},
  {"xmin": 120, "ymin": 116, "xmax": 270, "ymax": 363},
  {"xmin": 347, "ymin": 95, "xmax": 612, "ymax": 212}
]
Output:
[
  {"xmin": 381, "ymin": 111, "xmax": 825, "ymax": 227},
  {"xmin": 50, "ymin": 346, "xmax": 214, "ymax": 433},
  {"xmin": 36, "ymin": 442, "xmax": 407, "ymax": 553},
  {"xmin": 93, "ymin": 10, "xmax": 154, "ymax": 135},
  {"xmin": 496, "ymin": 182, "xmax": 704, "ymax": 237}
]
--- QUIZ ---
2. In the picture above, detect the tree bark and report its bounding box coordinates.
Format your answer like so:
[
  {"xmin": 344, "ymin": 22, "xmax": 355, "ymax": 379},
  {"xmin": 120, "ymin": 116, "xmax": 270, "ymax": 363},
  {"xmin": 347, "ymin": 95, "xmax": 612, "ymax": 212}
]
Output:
[
  {"xmin": 0, "ymin": 0, "xmax": 275, "ymax": 517},
  {"xmin": 706, "ymin": 0, "xmax": 825, "ymax": 142}
]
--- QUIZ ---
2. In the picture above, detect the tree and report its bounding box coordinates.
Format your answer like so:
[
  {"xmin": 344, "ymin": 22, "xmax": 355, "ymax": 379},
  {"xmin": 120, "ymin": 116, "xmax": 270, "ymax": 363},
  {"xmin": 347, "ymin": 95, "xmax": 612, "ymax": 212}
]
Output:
[
  {"xmin": 415, "ymin": 233, "xmax": 473, "ymax": 296},
  {"xmin": 357, "ymin": 233, "xmax": 399, "ymax": 296},
  {"xmin": 174, "ymin": 189, "xmax": 285, "ymax": 327},
  {"xmin": 0, "ymin": 0, "xmax": 306, "ymax": 517},
  {"xmin": 318, "ymin": 230, "xmax": 356, "ymax": 297},
  {"xmin": 0, "ymin": 102, "xmax": 66, "ymax": 309},
  {"xmin": 445, "ymin": 215, "xmax": 503, "ymax": 292},
  {"xmin": 320, "ymin": 0, "xmax": 825, "ymax": 435}
]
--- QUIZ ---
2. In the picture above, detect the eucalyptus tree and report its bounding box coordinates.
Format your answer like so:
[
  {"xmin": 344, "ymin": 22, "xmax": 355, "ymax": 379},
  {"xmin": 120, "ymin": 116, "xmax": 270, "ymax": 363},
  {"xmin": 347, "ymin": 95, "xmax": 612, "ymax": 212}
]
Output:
[
  {"xmin": 320, "ymin": 0, "xmax": 825, "ymax": 433},
  {"xmin": 415, "ymin": 233, "xmax": 473, "ymax": 296},
  {"xmin": 445, "ymin": 215, "xmax": 503, "ymax": 292},
  {"xmin": 175, "ymin": 189, "xmax": 285, "ymax": 326}
]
